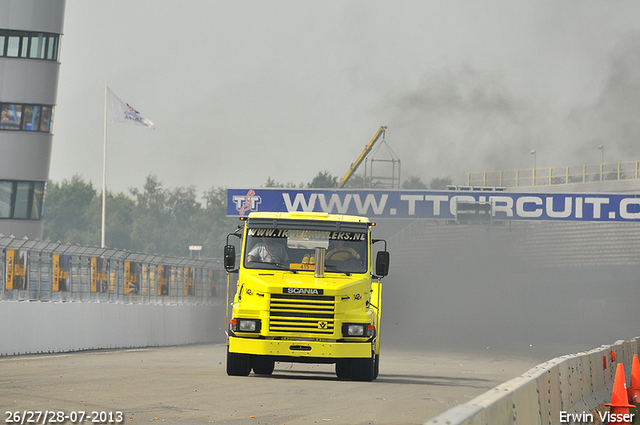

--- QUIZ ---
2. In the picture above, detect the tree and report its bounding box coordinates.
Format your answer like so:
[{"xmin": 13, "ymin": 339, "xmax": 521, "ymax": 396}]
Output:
[
  {"xmin": 202, "ymin": 186, "xmax": 238, "ymax": 258},
  {"xmin": 43, "ymin": 175, "xmax": 99, "ymax": 245},
  {"xmin": 42, "ymin": 175, "xmax": 278, "ymax": 258},
  {"xmin": 164, "ymin": 185, "xmax": 204, "ymax": 256},
  {"xmin": 100, "ymin": 192, "xmax": 135, "ymax": 250},
  {"xmin": 342, "ymin": 174, "xmax": 365, "ymax": 188},
  {"xmin": 402, "ymin": 175, "xmax": 428, "ymax": 189},
  {"xmin": 130, "ymin": 175, "xmax": 172, "ymax": 255},
  {"xmin": 264, "ymin": 177, "xmax": 303, "ymax": 188},
  {"xmin": 429, "ymin": 176, "xmax": 453, "ymax": 190},
  {"xmin": 308, "ymin": 171, "xmax": 338, "ymax": 188},
  {"xmin": 264, "ymin": 177, "xmax": 283, "ymax": 188}
]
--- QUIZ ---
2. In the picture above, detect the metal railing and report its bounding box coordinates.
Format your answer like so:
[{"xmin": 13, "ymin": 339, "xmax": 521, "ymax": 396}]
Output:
[
  {"xmin": 468, "ymin": 161, "xmax": 640, "ymax": 188},
  {"xmin": 0, "ymin": 236, "xmax": 225, "ymax": 304}
]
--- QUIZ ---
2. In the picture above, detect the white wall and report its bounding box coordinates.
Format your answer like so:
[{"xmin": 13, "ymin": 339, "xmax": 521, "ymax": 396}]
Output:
[
  {"xmin": 0, "ymin": 301, "xmax": 228, "ymax": 356},
  {"xmin": 424, "ymin": 337, "xmax": 640, "ymax": 425}
]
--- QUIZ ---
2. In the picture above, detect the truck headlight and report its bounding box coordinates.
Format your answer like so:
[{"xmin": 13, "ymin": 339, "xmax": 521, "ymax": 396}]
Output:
[
  {"xmin": 347, "ymin": 324, "xmax": 365, "ymax": 336},
  {"xmin": 343, "ymin": 323, "xmax": 374, "ymax": 337},
  {"xmin": 239, "ymin": 319, "xmax": 258, "ymax": 332},
  {"xmin": 231, "ymin": 318, "xmax": 261, "ymax": 333}
]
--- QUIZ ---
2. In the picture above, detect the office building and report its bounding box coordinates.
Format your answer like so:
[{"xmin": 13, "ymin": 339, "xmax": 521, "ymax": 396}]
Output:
[{"xmin": 0, "ymin": 0, "xmax": 66, "ymax": 239}]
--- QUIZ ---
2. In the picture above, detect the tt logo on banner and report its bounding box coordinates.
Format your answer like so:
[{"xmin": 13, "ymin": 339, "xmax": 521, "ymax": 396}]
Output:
[{"xmin": 233, "ymin": 190, "xmax": 262, "ymax": 215}]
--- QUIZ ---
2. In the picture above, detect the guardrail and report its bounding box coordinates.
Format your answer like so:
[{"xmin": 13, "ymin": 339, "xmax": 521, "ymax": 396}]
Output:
[
  {"xmin": 425, "ymin": 337, "xmax": 640, "ymax": 425},
  {"xmin": 0, "ymin": 236, "xmax": 225, "ymax": 304},
  {"xmin": 468, "ymin": 161, "xmax": 640, "ymax": 188}
]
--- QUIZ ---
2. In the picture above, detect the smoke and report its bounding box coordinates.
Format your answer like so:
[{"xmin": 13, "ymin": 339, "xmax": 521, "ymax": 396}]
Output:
[
  {"xmin": 380, "ymin": 32, "xmax": 640, "ymax": 187},
  {"xmin": 564, "ymin": 33, "xmax": 640, "ymax": 164},
  {"xmin": 383, "ymin": 67, "xmax": 540, "ymax": 184},
  {"xmin": 378, "ymin": 220, "xmax": 640, "ymax": 360},
  {"xmin": 368, "ymin": 32, "xmax": 640, "ymax": 361}
]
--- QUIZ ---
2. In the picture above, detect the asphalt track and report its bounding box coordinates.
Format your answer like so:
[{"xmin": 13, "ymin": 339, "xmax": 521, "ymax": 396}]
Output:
[{"xmin": 1, "ymin": 343, "xmax": 543, "ymax": 425}]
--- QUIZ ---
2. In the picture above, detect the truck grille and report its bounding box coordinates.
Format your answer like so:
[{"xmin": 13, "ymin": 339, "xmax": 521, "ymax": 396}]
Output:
[{"xmin": 269, "ymin": 293, "xmax": 335, "ymax": 335}]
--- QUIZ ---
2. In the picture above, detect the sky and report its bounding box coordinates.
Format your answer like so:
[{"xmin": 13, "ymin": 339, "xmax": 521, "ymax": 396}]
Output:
[{"xmin": 50, "ymin": 1, "xmax": 640, "ymax": 196}]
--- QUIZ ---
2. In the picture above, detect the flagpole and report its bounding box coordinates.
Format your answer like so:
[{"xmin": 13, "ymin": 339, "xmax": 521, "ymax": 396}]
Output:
[{"xmin": 101, "ymin": 81, "xmax": 108, "ymax": 248}]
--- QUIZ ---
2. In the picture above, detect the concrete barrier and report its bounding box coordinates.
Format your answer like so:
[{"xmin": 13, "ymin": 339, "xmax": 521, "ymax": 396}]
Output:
[
  {"xmin": 425, "ymin": 337, "xmax": 640, "ymax": 425},
  {"xmin": 0, "ymin": 301, "xmax": 228, "ymax": 356}
]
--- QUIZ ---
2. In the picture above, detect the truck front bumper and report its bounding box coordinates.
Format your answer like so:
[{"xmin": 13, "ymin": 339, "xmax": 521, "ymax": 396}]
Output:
[{"xmin": 228, "ymin": 336, "xmax": 372, "ymax": 359}]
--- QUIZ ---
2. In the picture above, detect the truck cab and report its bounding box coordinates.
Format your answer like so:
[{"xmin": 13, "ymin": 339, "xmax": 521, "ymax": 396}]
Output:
[{"xmin": 224, "ymin": 211, "xmax": 390, "ymax": 381}]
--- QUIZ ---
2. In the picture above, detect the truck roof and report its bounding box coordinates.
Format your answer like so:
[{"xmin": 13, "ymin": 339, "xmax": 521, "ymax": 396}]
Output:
[{"xmin": 247, "ymin": 211, "xmax": 371, "ymax": 223}]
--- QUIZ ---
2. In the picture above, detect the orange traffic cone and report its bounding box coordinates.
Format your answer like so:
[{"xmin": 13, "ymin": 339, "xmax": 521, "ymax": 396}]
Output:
[
  {"xmin": 629, "ymin": 354, "xmax": 640, "ymax": 404},
  {"xmin": 604, "ymin": 363, "xmax": 635, "ymax": 424}
]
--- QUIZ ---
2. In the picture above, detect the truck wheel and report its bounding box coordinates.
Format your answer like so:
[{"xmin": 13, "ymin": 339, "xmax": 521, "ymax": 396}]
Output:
[
  {"xmin": 226, "ymin": 348, "xmax": 252, "ymax": 376},
  {"xmin": 252, "ymin": 356, "xmax": 275, "ymax": 375},
  {"xmin": 335, "ymin": 359, "xmax": 352, "ymax": 379},
  {"xmin": 351, "ymin": 353, "xmax": 375, "ymax": 382}
]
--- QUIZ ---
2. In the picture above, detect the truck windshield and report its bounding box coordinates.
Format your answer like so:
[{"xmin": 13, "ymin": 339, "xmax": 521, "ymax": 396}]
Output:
[{"xmin": 244, "ymin": 228, "xmax": 368, "ymax": 274}]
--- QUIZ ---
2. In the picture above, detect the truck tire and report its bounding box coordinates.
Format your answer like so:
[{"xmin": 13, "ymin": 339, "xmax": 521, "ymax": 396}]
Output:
[
  {"xmin": 252, "ymin": 356, "xmax": 275, "ymax": 375},
  {"xmin": 226, "ymin": 348, "xmax": 252, "ymax": 376},
  {"xmin": 351, "ymin": 353, "xmax": 375, "ymax": 382}
]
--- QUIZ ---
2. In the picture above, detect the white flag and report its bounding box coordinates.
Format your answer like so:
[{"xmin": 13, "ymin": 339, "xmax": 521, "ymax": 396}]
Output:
[{"xmin": 107, "ymin": 87, "xmax": 154, "ymax": 128}]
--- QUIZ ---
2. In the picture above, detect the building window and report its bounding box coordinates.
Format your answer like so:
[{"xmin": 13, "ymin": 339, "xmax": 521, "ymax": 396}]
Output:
[
  {"xmin": 0, "ymin": 180, "xmax": 45, "ymax": 220},
  {"xmin": 30, "ymin": 182, "xmax": 45, "ymax": 220},
  {"xmin": 40, "ymin": 106, "xmax": 52, "ymax": 132},
  {"xmin": 6, "ymin": 34, "xmax": 20, "ymax": 57},
  {"xmin": 0, "ymin": 103, "xmax": 54, "ymax": 133},
  {"xmin": 0, "ymin": 104, "xmax": 22, "ymax": 130},
  {"xmin": 0, "ymin": 30, "xmax": 60, "ymax": 61},
  {"xmin": 14, "ymin": 182, "xmax": 31, "ymax": 219},
  {"xmin": 22, "ymin": 105, "xmax": 41, "ymax": 131},
  {"xmin": 0, "ymin": 181, "xmax": 12, "ymax": 218}
]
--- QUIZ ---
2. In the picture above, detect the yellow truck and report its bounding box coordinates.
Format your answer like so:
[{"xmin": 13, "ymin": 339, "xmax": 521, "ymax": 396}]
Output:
[{"xmin": 223, "ymin": 211, "xmax": 390, "ymax": 381}]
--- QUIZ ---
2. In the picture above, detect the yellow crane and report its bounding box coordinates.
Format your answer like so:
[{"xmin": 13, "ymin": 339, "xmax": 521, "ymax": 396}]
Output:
[{"xmin": 337, "ymin": 126, "xmax": 387, "ymax": 188}]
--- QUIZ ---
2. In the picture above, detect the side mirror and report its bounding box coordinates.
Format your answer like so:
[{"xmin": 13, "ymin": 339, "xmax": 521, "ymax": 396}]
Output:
[
  {"xmin": 224, "ymin": 245, "xmax": 236, "ymax": 271},
  {"xmin": 375, "ymin": 251, "xmax": 390, "ymax": 277}
]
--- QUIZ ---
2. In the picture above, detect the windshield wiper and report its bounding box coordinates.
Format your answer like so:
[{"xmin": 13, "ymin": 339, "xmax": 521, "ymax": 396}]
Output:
[
  {"xmin": 248, "ymin": 261, "xmax": 286, "ymax": 268},
  {"xmin": 247, "ymin": 261, "xmax": 295, "ymax": 272},
  {"xmin": 324, "ymin": 265, "xmax": 351, "ymax": 276}
]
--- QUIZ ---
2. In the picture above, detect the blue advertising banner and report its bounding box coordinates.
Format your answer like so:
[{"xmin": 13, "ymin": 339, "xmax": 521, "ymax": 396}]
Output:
[{"xmin": 227, "ymin": 189, "xmax": 640, "ymax": 222}]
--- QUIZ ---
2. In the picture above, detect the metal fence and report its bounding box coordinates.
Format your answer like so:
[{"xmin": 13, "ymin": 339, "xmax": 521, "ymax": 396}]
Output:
[
  {"xmin": 0, "ymin": 236, "xmax": 226, "ymax": 304},
  {"xmin": 468, "ymin": 160, "xmax": 640, "ymax": 187}
]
